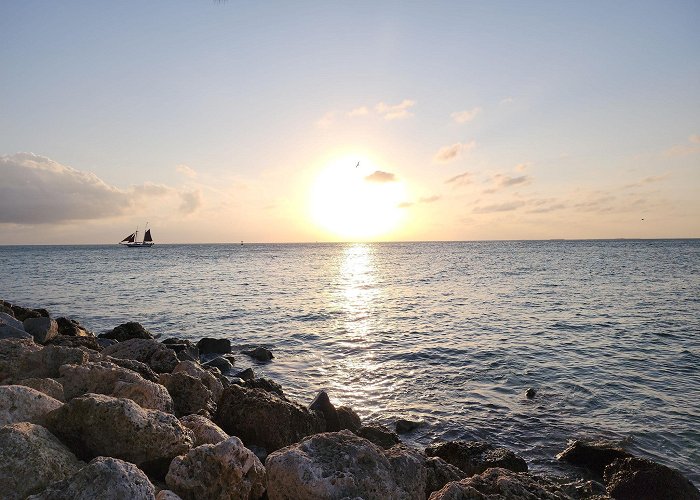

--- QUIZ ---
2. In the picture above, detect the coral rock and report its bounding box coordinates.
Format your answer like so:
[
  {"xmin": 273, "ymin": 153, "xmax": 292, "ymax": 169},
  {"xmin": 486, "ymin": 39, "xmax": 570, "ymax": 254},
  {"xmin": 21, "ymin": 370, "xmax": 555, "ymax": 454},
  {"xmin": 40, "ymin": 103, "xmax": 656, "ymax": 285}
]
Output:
[
  {"xmin": 0, "ymin": 385, "xmax": 63, "ymax": 426},
  {"xmin": 426, "ymin": 440, "xmax": 528, "ymax": 476},
  {"xmin": 604, "ymin": 456, "xmax": 700, "ymax": 500},
  {"xmin": 102, "ymin": 338, "xmax": 179, "ymax": 373},
  {"xmin": 179, "ymin": 414, "xmax": 229, "ymax": 446}
]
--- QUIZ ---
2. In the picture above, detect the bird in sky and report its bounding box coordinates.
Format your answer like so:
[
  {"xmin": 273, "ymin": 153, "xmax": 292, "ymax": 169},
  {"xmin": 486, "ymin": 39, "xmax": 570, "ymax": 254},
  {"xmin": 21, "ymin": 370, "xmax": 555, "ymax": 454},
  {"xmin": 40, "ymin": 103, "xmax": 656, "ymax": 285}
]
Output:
[{"xmin": 355, "ymin": 161, "xmax": 360, "ymax": 168}]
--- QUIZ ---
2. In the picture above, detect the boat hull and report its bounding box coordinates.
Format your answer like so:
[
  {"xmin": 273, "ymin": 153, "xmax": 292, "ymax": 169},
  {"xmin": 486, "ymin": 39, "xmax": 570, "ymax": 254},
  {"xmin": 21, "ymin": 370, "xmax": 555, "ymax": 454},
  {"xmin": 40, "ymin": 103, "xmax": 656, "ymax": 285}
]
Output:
[{"xmin": 121, "ymin": 243, "xmax": 154, "ymax": 248}]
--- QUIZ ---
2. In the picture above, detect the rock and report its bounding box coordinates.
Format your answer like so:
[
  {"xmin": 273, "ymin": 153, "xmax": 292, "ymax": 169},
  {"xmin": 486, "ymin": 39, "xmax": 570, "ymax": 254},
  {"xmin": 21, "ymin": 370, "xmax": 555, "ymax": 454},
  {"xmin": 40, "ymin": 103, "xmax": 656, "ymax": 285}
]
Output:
[
  {"xmin": 0, "ymin": 323, "xmax": 32, "ymax": 339},
  {"xmin": 266, "ymin": 429, "xmax": 426, "ymax": 500},
  {"xmin": 309, "ymin": 390, "xmax": 340, "ymax": 431},
  {"xmin": 28, "ymin": 456, "xmax": 157, "ymax": 500},
  {"xmin": 203, "ymin": 355, "xmax": 234, "ymax": 373},
  {"xmin": 59, "ymin": 361, "xmax": 173, "ymax": 412},
  {"xmin": 0, "ymin": 385, "xmax": 63, "ymax": 426},
  {"xmin": 0, "ymin": 422, "xmax": 84, "ymax": 500},
  {"xmin": 17, "ymin": 377, "xmax": 65, "ymax": 401},
  {"xmin": 47, "ymin": 334, "xmax": 102, "ymax": 351},
  {"xmin": 337, "ymin": 405, "xmax": 362, "ymax": 431},
  {"xmin": 556, "ymin": 477, "xmax": 608, "ymax": 499},
  {"xmin": 162, "ymin": 340, "xmax": 199, "ymax": 362},
  {"xmin": 8, "ymin": 303, "xmax": 49, "ymax": 321},
  {"xmin": 166, "ymin": 436, "xmax": 267, "ymax": 500},
  {"xmin": 0, "ymin": 341, "xmax": 87, "ymax": 383},
  {"xmin": 23, "ymin": 317, "xmax": 59, "ymax": 344},
  {"xmin": 0, "ymin": 311, "xmax": 25, "ymax": 331},
  {"xmin": 0, "ymin": 337, "xmax": 42, "ymax": 382},
  {"xmin": 557, "ymin": 440, "xmax": 633, "ymax": 477},
  {"xmin": 31, "ymin": 344, "xmax": 89, "ymax": 377},
  {"xmin": 197, "ymin": 337, "xmax": 231, "ymax": 354},
  {"xmin": 102, "ymin": 338, "xmax": 179, "ymax": 373},
  {"xmin": 172, "ymin": 360, "xmax": 224, "ymax": 403},
  {"xmin": 425, "ymin": 456, "xmax": 467, "ymax": 498},
  {"xmin": 395, "ymin": 418, "xmax": 422, "ymax": 434},
  {"xmin": 55, "ymin": 317, "xmax": 92, "ymax": 337},
  {"xmin": 425, "ymin": 440, "xmax": 528, "ymax": 476},
  {"xmin": 234, "ymin": 367, "xmax": 255, "ymax": 380},
  {"xmin": 241, "ymin": 346, "xmax": 274, "ymax": 362},
  {"xmin": 428, "ymin": 467, "xmax": 577, "ymax": 500},
  {"xmin": 97, "ymin": 337, "xmax": 118, "ymax": 348},
  {"xmin": 526, "ymin": 387, "xmax": 537, "ymax": 399},
  {"xmin": 156, "ymin": 491, "xmax": 183, "ymax": 500},
  {"xmin": 356, "ymin": 423, "xmax": 400, "ymax": 449},
  {"xmin": 215, "ymin": 384, "xmax": 325, "ymax": 452},
  {"xmin": 246, "ymin": 377, "xmax": 284, "ymax": 396},
  {"xmin": 604, "ymin": 456, "xmax": 700, "ymax": 500},
  {"xmin": 45, "ymin": 393, "xmax": 193, "ymax": 471},
  {"xmin": 159, "ymin": 372, "xmax": 215, "ymax": 417},
  {"xmin": 105, "ymin": 355, "xmax": 160, "ymax": 382},
  {"xmin": 179, "ymin": 414, "xmax": 229, "ymax": 446},
  {"xmin": 100, "ymin": 321, "xmax": 154, "ymax": 341}
]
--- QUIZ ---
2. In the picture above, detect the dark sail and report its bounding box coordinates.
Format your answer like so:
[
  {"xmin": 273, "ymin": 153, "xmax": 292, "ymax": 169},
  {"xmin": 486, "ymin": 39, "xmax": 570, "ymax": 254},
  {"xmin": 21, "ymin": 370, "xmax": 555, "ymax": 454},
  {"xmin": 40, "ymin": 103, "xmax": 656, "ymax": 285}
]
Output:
[
  {"xmin": 143, "ymin": 229, "xmax": 153, "ymax": 242},
  {"xmin": 121, "ymin": 232, "xmax": 136, "ymax": 243}
]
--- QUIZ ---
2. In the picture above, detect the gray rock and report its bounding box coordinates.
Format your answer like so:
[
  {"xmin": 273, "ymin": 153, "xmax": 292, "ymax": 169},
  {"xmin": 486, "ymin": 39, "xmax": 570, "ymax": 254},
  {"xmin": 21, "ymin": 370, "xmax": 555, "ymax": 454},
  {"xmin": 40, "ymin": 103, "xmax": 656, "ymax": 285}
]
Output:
[
  {"xmin": 197, "ymin": 337, "xmax": 231, "ymax": 354},
  {"xmin": 356, "ymin": 423, "xmax": 400, "ymax": 449},
  {"xmin": 159, "ymin": 372, "xmax": 215, "ymax": 417},
  {"xmin": 100, "ymin": 321, "xmax": 154, "ymax": 341},
  {"xmin": 425, "ymin": 440, "xmax": 528, "ymax": 476},
  {"xmin": 45, "ymin": 393, "xmax": 193, "ymax": 470},
  {"xmin": 337, "ymin": 405, "xmax": 362, "ymax": 431},
  {"xmin": 28, "ymin": 456, "xmax": 156, "ymax": 500},
  {"xmin": 604, "ymin": 456, "xmax": 700, "ymax": 500},
  {"xmin": 0, "ymin": 385, "xmax": 63, "ymax": 426},
  {"xmin": 246, "ymin": 377, "xmax": 284, "ymax": 396},
  {"xmin": 234, "ymin": 367, "xmax": 255, "ymax": 380},
  {"xmin": 47, "ymin": 334, "xmax": 102, "ymax": 351},
  {"xmin": 425, "ymin": 456, "xmax": 467, "ymax": 498},
  {"xmin": 17, "ymin": 377, "xmax": 65, "ymax": 401},
  {"xmin": 557, "ymin": 440, "xmax": 632, "ymax": 477},
  {"xmin": 105, "ymin": 355, "xmax": 159, "ymax": 382},
  {"xmin": 309, "ymin": 390, "xmax": 340, "ymax": 431},
  {"xmin": 102, "ymin": 338, "xmax": 179, "ymax": 373},
  {"xmin": 0, "ymin": 340, "xmax": 87, "ymax": 383},
  {"xmin": 215, "ymin": 384, "xmax": 325, "ymax": 452},
  {"xmin": 166, "ymin": 436, "xmax": 267, "ymax": 500},
  {"xmin": 156, "ymin": 491, "xmax": 183, "ymax": 500},
  {"xmin": 0, "ymin": 338, "xmax": 42, "ymax": 382},
  {"xmin": 0, "ymin": 311, "xmax": 25, "ymax": 331},
  {"xmin": 0, "ymin": 422, "xmax": 84, "ymax": 500},
  {"xmin": 241, "ymin": 346, "xmax": 274, "ymax": 362},
  {"xmin": 24, "ymin": 317, "xmax": 59, "ymax": 344},
  {"xmin": 179, "ymin": 414, "xmax": 229, "ymax": 446},
  {"xmin": 395, "ymin": 418, "xmax": 422, "ymax": 434},
  {"xmin": 265, "ymin": 430, "xmax": 426, "ymax": 500},
  {"xmin": 162, "ymin": 340, "xmax": 199, "ymax": 362},
  {"xmin": 202, "ymin": 355, "xmax": 233, "ymax": 373},
  {"xmin": 172, "ymin": 360, "xmax": 224, "ymax": 403},
  {"xmin": 97, "ymin": 337, "xmax": 118, "ymax": 348},
  {"xmin": 0, "ymin": 323, "xmax": 32, "ymax": 340},
  {"xmin": 7, "ymin": 303, "xmax": 49, "ymax": 322}
]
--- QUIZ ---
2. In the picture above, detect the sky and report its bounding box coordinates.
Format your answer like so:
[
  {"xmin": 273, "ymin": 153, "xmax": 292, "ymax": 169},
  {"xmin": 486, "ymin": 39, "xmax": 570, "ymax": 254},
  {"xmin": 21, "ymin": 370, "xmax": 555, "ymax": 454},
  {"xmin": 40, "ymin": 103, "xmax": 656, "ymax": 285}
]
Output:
[{"xmin": 1, "ymin": 0, "xmax": 698, "ymax": 244}]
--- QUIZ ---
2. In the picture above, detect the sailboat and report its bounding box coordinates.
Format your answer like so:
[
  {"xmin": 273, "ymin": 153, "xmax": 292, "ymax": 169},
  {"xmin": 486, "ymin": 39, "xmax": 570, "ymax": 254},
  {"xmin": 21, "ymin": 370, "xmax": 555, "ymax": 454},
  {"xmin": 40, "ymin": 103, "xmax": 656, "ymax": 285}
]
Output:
[{"xmin": 119, "ymin": 224, "xmax": 154, "ymax": 248}]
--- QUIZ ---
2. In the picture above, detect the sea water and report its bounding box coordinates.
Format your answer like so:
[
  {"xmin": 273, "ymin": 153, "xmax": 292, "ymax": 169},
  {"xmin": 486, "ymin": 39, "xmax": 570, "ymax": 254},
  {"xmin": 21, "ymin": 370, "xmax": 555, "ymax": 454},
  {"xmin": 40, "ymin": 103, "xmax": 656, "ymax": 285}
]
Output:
[{"xmin": 1, "ymin": 240, "xmax": 698, "ymax": 480}]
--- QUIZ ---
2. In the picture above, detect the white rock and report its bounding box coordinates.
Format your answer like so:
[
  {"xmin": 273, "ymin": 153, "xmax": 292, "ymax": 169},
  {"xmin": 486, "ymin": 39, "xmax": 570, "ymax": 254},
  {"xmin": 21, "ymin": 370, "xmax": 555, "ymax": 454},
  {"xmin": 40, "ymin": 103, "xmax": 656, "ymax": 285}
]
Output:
[
  {"xmin": 172, "ymin": 360, "xmax": 224, "ymax": 402},
  {"xmin": 0, "ymin": 385, "xmax": 63, "ymax": 426},
  {"xmin": 179, "ymin": 414, "xmax": 229, "ymax": 446},
  {"xmin": 16, "ymin": 377, "xmax": 65, "ymax": 401}
]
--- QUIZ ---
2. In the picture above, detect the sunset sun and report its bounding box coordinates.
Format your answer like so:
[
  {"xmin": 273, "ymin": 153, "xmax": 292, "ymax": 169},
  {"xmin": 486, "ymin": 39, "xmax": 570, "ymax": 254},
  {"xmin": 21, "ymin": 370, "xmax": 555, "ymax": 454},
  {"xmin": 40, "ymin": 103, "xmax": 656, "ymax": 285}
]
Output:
[{"xmin": 309, "ymin": 156, "xmax": 407, "ymax": 240}]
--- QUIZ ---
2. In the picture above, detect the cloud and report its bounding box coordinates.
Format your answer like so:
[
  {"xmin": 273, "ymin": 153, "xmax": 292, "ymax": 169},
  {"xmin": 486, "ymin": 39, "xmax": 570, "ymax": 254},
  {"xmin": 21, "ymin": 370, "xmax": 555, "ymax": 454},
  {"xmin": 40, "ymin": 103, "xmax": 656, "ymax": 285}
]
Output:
[
  {"xmin": 434, "ymin": 141, "xmax": 476, "ymax": 163},
  {"xmin": 375, "ymin": 99, "xmax": 415, "ymax": 120},
  {"xmin": 690, "ymin": 134, "xmax": 700, "ymax": 144},
  {"xmin": 347, "ymin": 106, "xmax": 369, "ymax": 117},
  {"xmin": 316, "ymin": 112, "xmax": 335, "ymax": 128},
  {"xmin": 398, "ymin": 201, "xmax": 414, "ymax": 208},
  {"xmin": 176, "ymin": 164, "xmax": 197, "ymax": 178},
  {"xmin": 364, "ymin": 170, "xmax": 396, "ymax": 183},
  {"xmin": 624, "ymin": 173, "xmax": 670, "ymax": 189},
  {"xmin": 473, "ymin": 201, "xmax": 527, "ymax": 214},
  {"xmin": 483, "ymin": 173, "xmax": 532, "ymax": 193},
  {"xmin": 179, "ymin": 190, "xmax": 202, "ymax": 215},
  {"xmin": 451, "ymin": 107, "xmax": 481, "ymax": 123},
  {"xmin": 445, "ymin": 172, "xmax": 473, "ymax": 186},
  {"xmin": 515, "ymin": 162, "xmax": 530, "ymax": 172},
  {"xmin": 398, "ymin": 195, "xmax": 440, "ymax": 209},
  {"xmin": 500, "ymin": 97, "xmax": 514, "ymax": 105}
]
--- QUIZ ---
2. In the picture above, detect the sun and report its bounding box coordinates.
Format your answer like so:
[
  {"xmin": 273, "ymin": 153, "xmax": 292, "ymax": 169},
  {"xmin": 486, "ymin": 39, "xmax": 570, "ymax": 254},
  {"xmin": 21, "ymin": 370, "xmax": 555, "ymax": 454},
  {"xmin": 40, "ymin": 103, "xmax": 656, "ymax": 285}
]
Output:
[{"xmin": 309, "ymin": 156, "xmax": 407, "ymax": 240}]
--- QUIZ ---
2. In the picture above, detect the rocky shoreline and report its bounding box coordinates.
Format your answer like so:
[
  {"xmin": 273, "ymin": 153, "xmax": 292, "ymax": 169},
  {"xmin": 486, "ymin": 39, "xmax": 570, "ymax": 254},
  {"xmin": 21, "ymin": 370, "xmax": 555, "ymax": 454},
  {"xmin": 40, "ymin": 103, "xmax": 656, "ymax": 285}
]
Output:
[{"xmin": 1, "ymin": 299, "xmax": 698, "ymax": 500}]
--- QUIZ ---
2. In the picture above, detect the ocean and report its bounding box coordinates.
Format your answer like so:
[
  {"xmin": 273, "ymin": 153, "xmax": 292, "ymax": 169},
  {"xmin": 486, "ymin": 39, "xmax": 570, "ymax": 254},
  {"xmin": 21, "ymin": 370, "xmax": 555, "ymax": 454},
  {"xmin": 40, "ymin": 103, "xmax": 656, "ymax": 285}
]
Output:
[{"xmin": 1, "ymin": 240, "xmax": 698, "ymax": 481}]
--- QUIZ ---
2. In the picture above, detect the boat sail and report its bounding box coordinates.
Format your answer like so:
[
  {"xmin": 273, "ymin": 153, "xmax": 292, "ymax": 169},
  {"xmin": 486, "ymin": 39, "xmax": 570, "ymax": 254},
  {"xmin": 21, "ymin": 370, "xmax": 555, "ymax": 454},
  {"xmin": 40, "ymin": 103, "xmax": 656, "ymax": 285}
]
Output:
[{"xmin": 119, "ymin": 225, "xmax": 154, "ymax": 248}]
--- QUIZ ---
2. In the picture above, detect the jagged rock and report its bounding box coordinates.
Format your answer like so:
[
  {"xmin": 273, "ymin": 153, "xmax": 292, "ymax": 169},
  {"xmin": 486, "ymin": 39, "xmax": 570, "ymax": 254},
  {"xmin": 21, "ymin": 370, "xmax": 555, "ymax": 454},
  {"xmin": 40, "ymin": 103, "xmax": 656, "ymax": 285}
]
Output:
[
  {"xmin": 105, "ymin": 355, "xmax": 159, "ymax": 382},
  {"xmin": 396, "ymin": 418, "xmax": 422, "ymax": 434},
  {"xmin": 55, "ymin": 317, "xmax": 92, "ymax": 337},
  {"xmin": 159, "ymin": 372, "xmax": 214, "ymax": 417},
  {"xmin": 241, "ymin": 346, "xmax": 274, "ymax": 362},
  {"xmin": 100, "ymin": 321, "xmax": 154, "ymax": 341},
  {"xmin": 556, "ymin": 477, "xmax": 608, "ymax": 499},
  {"xmin": 203, "ymin": 355, "xmax": 233, "ymax": 373},
  {"xmin": 425, "ymin": 456, "xmax": 468, "ymax": 497},
  {"xmin": 17, "ymin": 377, "xmax": 65, "ymax": 401},
  {"xmin": 197, "ymin": 337, "xmax": 230, "ymax": 354},
  {"xmin": 23, "ymin": 317, "xmax": 59, "ymax": 344},
  {"xmin": 179, "ymin": 414, "xmax": 229, "ymax": 446},
  {"xmin": 356, "ymin": 423, "xmax": 400, "ymax": 449},
  {"xmin": 102, "ymin": 338, "xmax": 179, "ymax": 373},
  {"xmin": 557, "ymin": 440, "xmax": 633, "ymax": 477},
  {"xmin": 429, "ymin": 467, "xmax": 579, "ymax": 499},
  {"xmin": 246, "ymin": 377, "xmax": 284, "ymax": 396},
  {"xmin": 215, "ymin": 384, "xmax": 325, "ymax": 452},
  {"xmin": 337, "ymin": 405, "xmax": 362, "ymax": 431},
  {"xmin": 166, "ymin": 436, "xmax": 267, "ymax": 500},
  {"xmin": 162, "ymin": 339, "xmax": 199, "ymax": 362},
  {"xmin": 172, "ymin": 360, "xmax": 224, "ymax": 403},
  {"xmin": 156, "ymin": 491, "xmax": 183, "ymax": 500},
  {"xmin": 0, "ymin": 385, "xmax": 62, "ymax": 426},
  {"xmin": 266, "ymin": 430, "xmax": 426, "ymax": 500},
  {"xmin": 0, "ymin": 422, "xmax": 84, "ymax": 500},
  {"xmin": 8, "ymin": 303, "xmax": 49, "ymax": 321},
  {"xmin": 0, "ymin": 319, "xmax": 31, "ymax": 339},
  {"xmin": 45, "ymin": 393, "xmax": 193, "ymax": 470},
  {"xmin": 426, "ymin": 440, "xmax": 528, "ymax": 476},
  {"xmin": 47, "ymin": 334, "xmax": 102, "ymax": 351},
  {"xmin": 97, "ymin": 338, "xmax": 118, "ymax": 348},
  {"xmin": 0, "ymin": 338, "xmax": 42, "ymax": 382},
  {"xmin": 0, "ymin": 340, "xmax": 87, "ymax": 383},
  {"xmin": 604, "ymin": 456, "xmax": 700, "ymax": 500},
  {"xmin": 234, "ymin": 367, "xmax": 255, "ymax": 380},
  {"xmin": 1, "ymin": 311, "xmax": 25, "ymax": 330},
  {"xmin": 59, "ymin": 361, "xmax": 173, "ymax": 412},
  {"xmin": 309, "ymin": 390, "xmax": 340, "ymax": 431},
  {"xmin": 28, "ymin": 456, "xmax": 157, "ymax": 500}
]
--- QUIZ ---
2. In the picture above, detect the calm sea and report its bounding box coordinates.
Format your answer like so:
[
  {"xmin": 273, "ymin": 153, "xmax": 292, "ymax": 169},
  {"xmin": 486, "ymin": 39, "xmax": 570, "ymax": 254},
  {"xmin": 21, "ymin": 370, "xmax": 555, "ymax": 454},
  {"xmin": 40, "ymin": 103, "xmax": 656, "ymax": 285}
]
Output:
[{"xmin": 1, "ymin": 240, "xmax": 698, "ymax": 480}]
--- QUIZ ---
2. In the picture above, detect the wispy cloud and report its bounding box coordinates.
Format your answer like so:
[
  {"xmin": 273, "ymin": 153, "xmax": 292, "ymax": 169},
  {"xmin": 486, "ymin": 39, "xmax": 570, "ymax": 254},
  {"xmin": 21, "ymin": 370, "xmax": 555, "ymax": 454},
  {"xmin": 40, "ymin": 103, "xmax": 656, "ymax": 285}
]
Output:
[
  {"xmin": 398, "ymin": 195, "xmax": 441, "ymax": 209},
  {"xmin": 500, "ymin": 97, "xmax": 514, "ymax": 105},
  {"xmin": 451, "ymin": 107, "xmax": 481, "ymax": 124},
  {"xmin": 347, "ymin": 106, "xmax": 369, "ymax": 117},
  {"xmin": 473, "ymin": 200, "xmax": 527, "ymax": 214},
  {"xmin": 624, "ymin": 173, "xmax": 670, "ymax": 189},
  {"xmin": 483, "ymin": 173, "xmax": 531, "ymax": 193},
  {"xmin": 664, "ymin": 134, "xmax": 700, "ymax": 157},
  {"xmin": 176, "ymin": 164, "xmax": 197, "ymax": 178},
  {"xmin": 445, "ymin": 172, "xmax": 473, "ymax": 186},
  {"xmin": 515, "ymin": 162, "xmax": 530, "ymax": 172},
  {"xmin": 365, "ymin": 170, "xmax": 396, "ymax": 183},
  {"xmin": 316, "ymin": 112, "xmax": 335, "ymax": 128},
  {"xmin": 375, "ymin": 99, "xmax": 415, "ymax": 120},
  {"xmin": 179, "ymin": 190, "xmax": 202, "ymax": 215},
  {"xmin": 690, "ymin": 134, "xmax": 700, "ymax": 144},
  {"xmin": 434, "ymin": 141, "xmax": 476, "ymax": 163}
]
